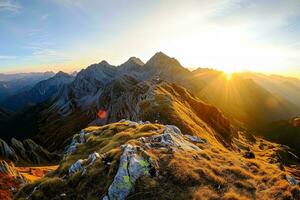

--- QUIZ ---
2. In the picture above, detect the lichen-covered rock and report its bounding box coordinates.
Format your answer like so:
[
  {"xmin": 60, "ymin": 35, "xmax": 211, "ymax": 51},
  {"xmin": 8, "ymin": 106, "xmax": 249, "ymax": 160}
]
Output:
[{"xmin": 103, "ymin": 144, "xmax": 152, "ymax": 200}]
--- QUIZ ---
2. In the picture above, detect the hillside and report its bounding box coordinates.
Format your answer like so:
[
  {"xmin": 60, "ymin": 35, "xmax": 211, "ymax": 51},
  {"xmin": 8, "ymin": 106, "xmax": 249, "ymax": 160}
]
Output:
[
  {"xmin": 15, "ymin": 121, "xmax": 300, "ymax": 200},
  {"xmin": 255, "ymin": 117, "xmax": 300, "ymax": 155},
  {"xmin": 0, "ymin": 108, "xmax": 11, "ymax": 121},
  {"xmin": 190, "ymin": 71, "xmax": 300, "ymax": 128}
]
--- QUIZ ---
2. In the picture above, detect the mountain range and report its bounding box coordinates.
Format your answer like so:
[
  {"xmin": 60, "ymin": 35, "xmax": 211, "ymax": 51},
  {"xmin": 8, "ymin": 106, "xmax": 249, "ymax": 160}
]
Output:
[
  {"xmin": 1, "ymin": 52, "xmax": 299, "ymax": 149},
  {"xmin": 0, "ymin": 52, "xmax": 300, "ymax": 199},
  {"xmin": 0, "ymin": 72, "xmax": 55, "ymax": 102}
]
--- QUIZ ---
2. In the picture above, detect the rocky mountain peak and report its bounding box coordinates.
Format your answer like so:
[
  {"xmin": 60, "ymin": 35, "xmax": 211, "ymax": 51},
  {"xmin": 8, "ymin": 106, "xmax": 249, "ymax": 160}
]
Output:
[
  {"xmin": 54, "ymin": 71, "xmax": 72, "ymax": 78},
  {"xmin": 99, "ymin": 60, "xmax": 110, "ymax": 66},
  {"xmin": 126, "ymin": 57, "xmax": 144, "ymax": 66},
  {"xmin": 145, "ymin": 52, "xmax": 184, "ymax": 70}
]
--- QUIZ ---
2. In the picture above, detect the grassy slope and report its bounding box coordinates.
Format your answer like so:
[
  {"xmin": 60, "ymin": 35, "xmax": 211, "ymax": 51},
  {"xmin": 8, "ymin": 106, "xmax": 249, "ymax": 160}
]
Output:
[{"xmin": 15, "ymin": 122, "xmax": 300, "ymax": 200}]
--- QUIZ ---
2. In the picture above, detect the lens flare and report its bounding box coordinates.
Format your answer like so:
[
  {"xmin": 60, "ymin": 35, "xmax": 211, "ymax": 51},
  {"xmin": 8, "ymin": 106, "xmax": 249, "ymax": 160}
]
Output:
[{"xmin": 97, "ymin": 110, "xmax": 107, "ymax": 120}]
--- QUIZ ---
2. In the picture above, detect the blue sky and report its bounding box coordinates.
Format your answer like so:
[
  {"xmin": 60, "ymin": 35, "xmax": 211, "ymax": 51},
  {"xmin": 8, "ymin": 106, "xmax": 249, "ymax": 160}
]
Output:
[{"xmin": 0, "ymin": 0, "xmax": 300, "ymax": 78}]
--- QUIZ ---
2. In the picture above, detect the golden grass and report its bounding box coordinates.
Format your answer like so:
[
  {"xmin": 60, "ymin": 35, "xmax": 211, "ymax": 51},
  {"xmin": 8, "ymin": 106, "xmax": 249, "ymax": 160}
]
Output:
[{"xmin": 15, "ymin": 122, "xmax": 300, "ymax": 200}]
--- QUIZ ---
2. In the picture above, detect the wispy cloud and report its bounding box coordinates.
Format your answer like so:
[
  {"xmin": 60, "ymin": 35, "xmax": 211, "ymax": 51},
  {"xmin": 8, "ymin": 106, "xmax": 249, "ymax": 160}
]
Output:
[
  {"xmin": 0, "ymin": 0, "xmax": 21, "ymax": 13},
  {"xmin": 0, "ymin": 55, "xmax": 17, "ymax": 59},
  {"xmin": 23, "ymin": 45, "xmax": 71, "ymax": 62},
  {"xmin": 40, "ymin": 14, "xmax": 49, "ymax": 21}
]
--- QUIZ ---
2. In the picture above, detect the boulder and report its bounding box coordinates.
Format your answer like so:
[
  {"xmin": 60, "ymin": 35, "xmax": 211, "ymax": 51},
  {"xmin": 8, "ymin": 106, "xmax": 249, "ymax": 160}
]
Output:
[
  {"xmin": 103, "ymin": 144, "xmax": 152, "ymax": 200},
  {"xmin": 69, "ymin": 159, "xmax": 84, "ymax": 174},
  {"xmin": 87, "ymin": 152, "xmax": 100, "ymax": 166},
  {"xmin": 65, "ymin": 130, "xmax": 87, "ymax": 155},
  {"xmin": 65, "ymin": 134, "xmax": 79, "ymax": 154},
  {"xmin": 69, "ymin": 152, "xmax": 101, "ymax": 175}
]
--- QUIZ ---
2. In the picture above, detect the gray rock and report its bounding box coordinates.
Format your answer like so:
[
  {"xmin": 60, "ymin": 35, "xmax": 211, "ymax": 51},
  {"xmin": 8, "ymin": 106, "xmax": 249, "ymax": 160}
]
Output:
[
  {"xmin": 103, "ymin": 144, "xmax": 151, "ymax": 200},
  {"xmin": 185, "ymin": 135, "xmax": 206, "ymax": 144},
  {"xmin": 65, "ymin": 134, "xmax": 79, "ymax": 154},
  {"xmin": 128, "ymin": 121, "xmax": 139, "ymax": 127},
  {"xmin": 69, "ymin": 152, "xmax": 101, "ymax": 175},
  {"xmin": 65, "ymin": 130, "xmax": 86, "ymax": 155},
  {"xmin": 141, "ymin": 126, "xmax": 200, "ymax": 151},
  {"xmin": 80, "ymin": 130, "xmax": 85, "ymax": 144},
  {"xmin": 286, "ymin": 175, "xmax": 299, "ymax": 186},
  {"xmin": 0, "ymin": 139, "xmax": 18, "ymax": 162},
  {"xmin": 69, "ymin": 159, "xmax": 84, "ymax": 174},
  {"xmin": 165, "ymin": 125, "xmax": 182, "ymax": 135},
  {"xmin": 87, "ymin": 152, "xmax": 100, "ymax": 166}
]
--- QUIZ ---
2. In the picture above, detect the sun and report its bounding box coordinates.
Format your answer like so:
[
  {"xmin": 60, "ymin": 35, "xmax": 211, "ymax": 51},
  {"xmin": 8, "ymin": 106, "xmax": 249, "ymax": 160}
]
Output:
[{"xmin": 226, "ymin": 73, "xmax": 233, "ymax": 81}]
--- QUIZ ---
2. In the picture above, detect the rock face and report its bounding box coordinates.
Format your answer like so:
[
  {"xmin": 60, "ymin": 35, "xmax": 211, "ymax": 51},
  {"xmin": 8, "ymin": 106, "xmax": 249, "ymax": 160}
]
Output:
[
  {"xmin": 33, "ymin": 74, "xmax": 233, "ymax": 151},
  {"xmin": 0, "ymin": 138, "xmax": 59, "ymax": 165},
  {"xmin": 0, "ymin": 139, "xmax": 18, "ymax": 162}
]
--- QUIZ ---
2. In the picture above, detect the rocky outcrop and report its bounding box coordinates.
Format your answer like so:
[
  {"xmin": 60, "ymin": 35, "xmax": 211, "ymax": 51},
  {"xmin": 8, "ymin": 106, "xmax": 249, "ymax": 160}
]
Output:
[
  {"xmin": 0, "ymin": 139, "xmax": 18, "ymax": 162},
  {"xmin": 15, "ymin": 122, "xmax": 300, "ymax": 200},
  {"xmin": 65, "ymin": 130, "xmax": 86, "ymax": 154},
  {"xmin": 140, "ymin": 125, "xmax": 201, "ymax": 151},
  {"xmin": 69, "ymin": 152, "xmax": 100, "ymax": 175},
  {"xmin": 0, "ymin": 160, "xmax": 21, "ymax": 178},
  {"xmin": 103, "ymin": 125, "xmax": 200, "ymax": 200},
  {"xmin": 0, "ymin": 138, "xmax": 59, "ymax": 165}
]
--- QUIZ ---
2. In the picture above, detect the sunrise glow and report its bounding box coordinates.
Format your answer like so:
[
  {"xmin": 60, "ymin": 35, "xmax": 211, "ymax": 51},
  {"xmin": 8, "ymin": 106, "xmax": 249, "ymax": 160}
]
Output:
[{"xmin": 0, "ymin": 0, "xmax": 300, "ymax": 78}]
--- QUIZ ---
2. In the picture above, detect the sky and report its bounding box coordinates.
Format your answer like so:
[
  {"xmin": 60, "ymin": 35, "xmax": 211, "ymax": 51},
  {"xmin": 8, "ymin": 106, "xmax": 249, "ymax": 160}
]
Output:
[{"xmin": 0, "ymin": 0, "xmax": 300, "ymax": 78}]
